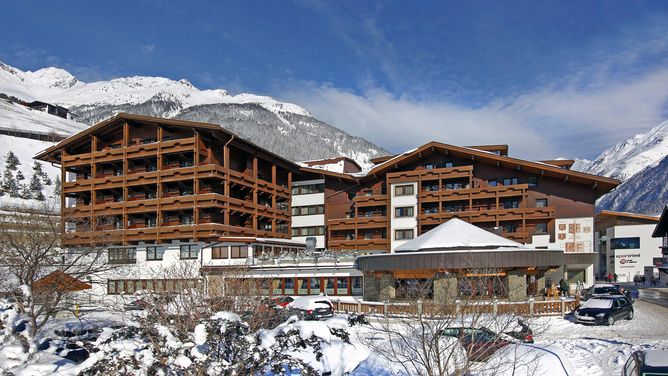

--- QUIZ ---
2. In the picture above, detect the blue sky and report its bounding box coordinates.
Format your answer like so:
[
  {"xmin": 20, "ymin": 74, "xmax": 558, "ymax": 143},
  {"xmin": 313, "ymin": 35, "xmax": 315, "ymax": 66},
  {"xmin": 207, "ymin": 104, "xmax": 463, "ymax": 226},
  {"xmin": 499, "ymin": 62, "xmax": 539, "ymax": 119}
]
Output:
[{"xmin": 2, "ymin": 1, "xmax": 668, "ymax": 159}]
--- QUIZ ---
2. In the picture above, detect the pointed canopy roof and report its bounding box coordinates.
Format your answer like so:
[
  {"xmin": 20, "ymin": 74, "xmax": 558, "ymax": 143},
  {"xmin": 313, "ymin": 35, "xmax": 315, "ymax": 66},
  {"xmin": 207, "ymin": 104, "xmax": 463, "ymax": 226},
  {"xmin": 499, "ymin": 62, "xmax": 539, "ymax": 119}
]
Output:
[{"xmin": 395, "ymin": 218, "xmax": 527, "ymax": 252}]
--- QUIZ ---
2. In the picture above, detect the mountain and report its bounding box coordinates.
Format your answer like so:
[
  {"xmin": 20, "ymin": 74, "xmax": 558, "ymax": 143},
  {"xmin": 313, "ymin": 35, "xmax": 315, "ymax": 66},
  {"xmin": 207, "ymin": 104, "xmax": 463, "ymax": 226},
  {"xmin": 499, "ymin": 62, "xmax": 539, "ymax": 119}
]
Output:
[
  {"xmin": 0, "ymin": 61, "xmax": 388, "ymax": 167},
  {"xmin": 575, "ymin": 120, "xmax": 668, "ymax": 181},
  {"xmin": 567, "ymin": 119, "xmax": 668, "ymax": 215},
  {"xmin": 596, "ymin": 155, "xmax": 668, "ymax": 215}
]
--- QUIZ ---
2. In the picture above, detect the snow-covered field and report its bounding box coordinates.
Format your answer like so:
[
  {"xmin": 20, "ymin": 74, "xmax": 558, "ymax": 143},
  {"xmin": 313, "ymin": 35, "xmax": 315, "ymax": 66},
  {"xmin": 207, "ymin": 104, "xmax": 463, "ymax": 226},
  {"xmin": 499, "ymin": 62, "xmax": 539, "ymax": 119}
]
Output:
[{"xmin": 1, "ymin": 300, "xmax": 667, "ymax": 375}]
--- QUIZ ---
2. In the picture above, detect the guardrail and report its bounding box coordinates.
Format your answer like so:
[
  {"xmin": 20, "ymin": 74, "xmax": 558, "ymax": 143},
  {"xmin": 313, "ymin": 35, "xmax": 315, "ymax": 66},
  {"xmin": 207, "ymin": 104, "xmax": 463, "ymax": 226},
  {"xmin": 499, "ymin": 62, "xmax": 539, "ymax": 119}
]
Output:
[{"xmin": 333, "ymin": 295, "xmax": 580, "ymax": 318}]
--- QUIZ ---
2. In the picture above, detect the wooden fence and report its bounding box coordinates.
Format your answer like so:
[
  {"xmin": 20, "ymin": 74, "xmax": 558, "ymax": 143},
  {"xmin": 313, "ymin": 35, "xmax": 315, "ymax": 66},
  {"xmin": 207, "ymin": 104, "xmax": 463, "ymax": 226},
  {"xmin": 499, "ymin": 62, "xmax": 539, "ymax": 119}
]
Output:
[{"xmin": 333, "ymin": 296, "xmax": 580, "ymax": 318}]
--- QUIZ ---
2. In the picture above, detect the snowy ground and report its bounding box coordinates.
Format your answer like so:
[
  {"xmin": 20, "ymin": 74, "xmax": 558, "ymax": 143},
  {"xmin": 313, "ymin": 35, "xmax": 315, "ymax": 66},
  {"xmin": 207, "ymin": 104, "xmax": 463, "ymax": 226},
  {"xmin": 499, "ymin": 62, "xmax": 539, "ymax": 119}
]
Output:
[{"xmin": 2, "ymin": 300, "xmax": 667, "ymax": 375}]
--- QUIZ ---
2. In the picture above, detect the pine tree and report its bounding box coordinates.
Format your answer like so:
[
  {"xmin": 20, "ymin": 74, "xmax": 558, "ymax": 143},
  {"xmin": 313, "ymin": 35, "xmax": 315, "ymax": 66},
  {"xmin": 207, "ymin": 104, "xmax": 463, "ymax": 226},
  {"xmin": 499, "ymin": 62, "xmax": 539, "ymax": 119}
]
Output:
[
  {"xmin": 1, "ymin": 168, "xmax": 13, "ymax": 192},
  {"xmin": 5, "ymin": 151, "xmax": 19, "ymax": 171},
  {"xmin": 53, "ymin": 176, "xmax": 61, "ymax": 197},
  {"xmin": 29, "ymin": 173, "xmax": 43, "ymax": 194},
  {"xmin": 16, "ymin": 170, "xmax": 24, "ymax": 181},
  {"xmin": 20, "ymin": 183, "xmax": 31, "ymax": 199},
  {"xmin": 34, "ymin": 189, "xmax": 46, "ymax": 201}
]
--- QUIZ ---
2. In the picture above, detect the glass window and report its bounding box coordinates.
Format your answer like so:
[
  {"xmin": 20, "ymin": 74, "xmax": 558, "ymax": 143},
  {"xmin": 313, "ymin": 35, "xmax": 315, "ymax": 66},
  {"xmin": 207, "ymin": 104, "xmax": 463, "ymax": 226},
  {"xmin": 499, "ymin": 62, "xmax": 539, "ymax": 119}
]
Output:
[
  {"xmin": 394, "ymin": 184, "xmax": 414, "ymax": 196},
  {"xmin": 146, "ymin": 246, "xmax": 163, "ymax": 261},
  {"xmin": 291, "ymin": 183, "xmax": 325, "ymax": 195},
  {"xmin": 503, "ymin": 177, "xmax": 519, "ymax": 186},
  {"xmin": 395, "ymin": 229, "xmax": 414, "ymax": 240},
  {"xmin": 297, "ymin": 278, "xmax": 309, "ymax": 294},
  {"xmin": 535, "ymin": 223, "xmax": 547, "ymax": 233},
  {"xmin": 502, "ymin": 199, "xmax": 520, "ymax": 209},
  {"xmin": 310, "ymin": 277, "xmax": 321, "ymax": 293},
  {"xmin": 394, "ymin": 206, "xmax": 414, "ymax": 218},
  {"xmin": 488, "ymin": 180, "xmax": 498, "ymax": 187},
  {"xmin": 108, "ymin": 248, "xmax": 136, "ymax": 264},
  {"xmin": 536, "ymin": 198, "xmax": 548, "ymax": 208},
  {"xmin": 179, "ymin": 244, "xmax": 199, "ymax": 259},
  {"xmin": 291, "ymin": 205, "xmax": 325, "ymax": 216},
  {"xmin": 285, "ymin": 278, "xmax": 295, "ymax": 293},
  {"xmin": 351, "ymin": 277, "xmax": 363, "ymax": 295},
  {"xmin": 527, "ymin": 177, "xmax": 538, "ymax": 187},
  {"xmin": 337, "ymin": 277, "xmax": 349, "ymax": 294},
  {"xmin": 230, "ymin": 245, "xmax": 248, "ymax": 258},
  {"xmin": 107, "ymin": 280, "xmax": 118, "ymax": 294},
  {"xmin": 611, "ymin": 237, "xmax": 640, "ymax": 250},
  {"xmin": 212, "ymin": 246, "xmax": 229, "ymax": 259},
  {"xmin": 325, "ymin": 278, "xmax": 335, "ymax": 294},
  {"xmin": 291, "ymin": 226, "xmax": 325, "ymax": 237}
]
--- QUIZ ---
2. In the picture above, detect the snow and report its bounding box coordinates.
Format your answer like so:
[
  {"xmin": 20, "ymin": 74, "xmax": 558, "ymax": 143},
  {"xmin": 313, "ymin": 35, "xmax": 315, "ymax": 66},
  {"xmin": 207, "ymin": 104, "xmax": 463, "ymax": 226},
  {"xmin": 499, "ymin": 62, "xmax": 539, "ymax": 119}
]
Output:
[
  {"xmin": 395, "ymin": 218, "xmax": 528, "ymax": 252},
  {"xmin": 0, "ymin": 100, "xmax": 88, "ymax": 135},
  {"xmin": 289, "ymin": 296, "xmax": 333, "ymax": 311},
  {"xmin": 581, "ymin": 298, "xmax": 613, "ymax": 309},
  {"xmin": 644, "ymin": 349, "xmax": 668, "ymax": 367}
]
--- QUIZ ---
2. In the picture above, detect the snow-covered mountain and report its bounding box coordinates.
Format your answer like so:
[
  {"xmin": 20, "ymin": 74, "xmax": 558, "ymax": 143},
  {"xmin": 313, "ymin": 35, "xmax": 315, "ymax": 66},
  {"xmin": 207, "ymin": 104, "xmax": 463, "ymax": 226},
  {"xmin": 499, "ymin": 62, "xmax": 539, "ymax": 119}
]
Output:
[
  {"xmin": 0, "ymin": 61, "xmax": 388, "ymax": 167},
  {"xmin": 575, "ymin": 120, "xmax": 668, "ymax": 181},
  {"xmin": 596, "ymin": 155, "xmax": 668, "ymax": 215},
  {"xmin": 568, "ymin": 119, "xmax": 668, "ymax": 215}
]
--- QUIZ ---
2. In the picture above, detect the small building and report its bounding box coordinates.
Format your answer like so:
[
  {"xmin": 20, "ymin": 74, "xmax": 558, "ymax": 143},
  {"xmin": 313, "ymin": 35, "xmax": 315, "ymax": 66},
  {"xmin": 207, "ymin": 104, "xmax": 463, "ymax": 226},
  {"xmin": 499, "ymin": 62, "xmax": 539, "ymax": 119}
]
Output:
[
  {"xmin": 28, "ymin": 101, "xmax": 73, "ymax": 119},
  {"xmin": 594, "ymin": 210, "xmax": 661, "ymax": 282},
  {"xmin": 355, "ymin": 218, "xmax": 578, "ymax": 302},
  {"xmin": 651, "ymin": 205, "xmax": 668, "ymax": 285}
]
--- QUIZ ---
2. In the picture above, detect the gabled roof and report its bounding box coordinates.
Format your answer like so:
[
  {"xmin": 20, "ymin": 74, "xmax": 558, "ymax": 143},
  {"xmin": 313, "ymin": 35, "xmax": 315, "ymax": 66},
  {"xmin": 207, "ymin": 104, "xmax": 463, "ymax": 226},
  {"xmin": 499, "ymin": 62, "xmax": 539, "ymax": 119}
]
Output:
[
  {"xmin": 652, "ymin": 205, "xmax": 668, "ymax": 238},
  {"xmin": 595, "ymin": 210, "xmax": 659, "ymax": 223},
  {"xmin": 395, "ymin": 218, "xmax": 527, "ymax": 252},
  {"xmin": 34, "ymin": 113, "xmax": 300, "ymax": 169},
  {"xmin": 300, "ymin": 156, "xmax": 362, "ymax": 173},
  {"xmin": 365, "ymin": 141, "xmax": 619, "ymax": 196},
  {"xmin": 33, "ymin": 270, "xmax": 92, "ymax": 292}
]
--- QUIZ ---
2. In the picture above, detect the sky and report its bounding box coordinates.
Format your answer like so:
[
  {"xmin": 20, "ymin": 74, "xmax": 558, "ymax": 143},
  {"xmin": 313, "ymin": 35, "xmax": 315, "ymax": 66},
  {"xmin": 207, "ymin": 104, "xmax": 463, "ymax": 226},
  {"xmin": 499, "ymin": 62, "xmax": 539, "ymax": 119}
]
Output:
[{"xmin": 2, "ymin": 0, "xmax": 668, "ymax": 159}]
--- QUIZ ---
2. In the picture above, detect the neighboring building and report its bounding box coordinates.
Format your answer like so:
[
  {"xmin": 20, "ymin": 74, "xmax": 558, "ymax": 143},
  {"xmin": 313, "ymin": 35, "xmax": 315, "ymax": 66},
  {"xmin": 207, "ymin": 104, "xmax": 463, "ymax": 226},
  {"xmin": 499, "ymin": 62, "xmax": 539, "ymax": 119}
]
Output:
[
  {"xmin": 28, "ymin": 100, "xmax": 73, "ymax": 119},
  {"xmin": 304, "ymin": 142, "xmax": 619, "ymax": 288},
  {"xmin": 594, "ymin": 210, "xmax": 661, "ymax": 282},
  {"xmin": 652, "ymin": 205, "xmax": 668, "ymax": 285},
  {"xmin": 35, "ymin": 114, "xmax": 620, "ymax": 299}
]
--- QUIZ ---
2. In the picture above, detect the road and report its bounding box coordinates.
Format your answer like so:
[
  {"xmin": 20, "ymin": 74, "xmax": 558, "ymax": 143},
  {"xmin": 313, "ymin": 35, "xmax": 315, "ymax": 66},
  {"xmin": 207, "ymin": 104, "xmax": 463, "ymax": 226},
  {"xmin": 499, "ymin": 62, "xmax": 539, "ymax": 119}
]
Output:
[{"xmin": 639, "ymin": 287, "xmax": 668, "ymax": 309}]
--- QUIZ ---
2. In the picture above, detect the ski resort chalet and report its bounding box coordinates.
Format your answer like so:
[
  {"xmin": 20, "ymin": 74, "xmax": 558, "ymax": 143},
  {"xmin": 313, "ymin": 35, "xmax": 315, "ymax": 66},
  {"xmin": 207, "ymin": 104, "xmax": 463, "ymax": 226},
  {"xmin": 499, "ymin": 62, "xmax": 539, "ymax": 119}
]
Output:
[{"xmin": 35, "ymin": 113, "xmax": 621, "ymax": 301}]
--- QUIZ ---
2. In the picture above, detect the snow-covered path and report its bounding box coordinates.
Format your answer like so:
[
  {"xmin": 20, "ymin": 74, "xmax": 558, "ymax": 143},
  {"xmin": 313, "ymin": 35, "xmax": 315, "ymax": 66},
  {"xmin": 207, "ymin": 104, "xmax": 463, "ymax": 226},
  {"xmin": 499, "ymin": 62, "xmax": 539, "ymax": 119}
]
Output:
[{"xmin": 539, "ymin": 300, "xmax": 668, "ymax": 376}]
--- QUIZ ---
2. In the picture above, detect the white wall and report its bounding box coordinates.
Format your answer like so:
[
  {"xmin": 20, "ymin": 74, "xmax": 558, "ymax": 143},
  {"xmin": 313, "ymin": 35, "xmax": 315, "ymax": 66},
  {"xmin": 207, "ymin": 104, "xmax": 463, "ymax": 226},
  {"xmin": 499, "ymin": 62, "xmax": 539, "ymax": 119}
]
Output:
[
  {"xmin": 390, "ymin": 182, "xmax": 418, "ymax": 251},
  {"xmin": 291, "ymin": 179, "xmax": 326, "ymax": 249},
  {"xmin": 608, "ymin": 224, "xmax": 662, "ymax": 282}
]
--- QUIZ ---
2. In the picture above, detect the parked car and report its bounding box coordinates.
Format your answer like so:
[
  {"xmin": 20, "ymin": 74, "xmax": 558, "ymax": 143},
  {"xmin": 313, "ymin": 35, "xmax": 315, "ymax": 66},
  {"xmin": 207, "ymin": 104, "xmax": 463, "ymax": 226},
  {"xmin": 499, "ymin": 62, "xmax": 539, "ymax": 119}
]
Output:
[
  {"xmin": 271, "ymin": 296, "xmax": 294, "ymax": 308},
  {"xmin": 440, "ymin": 327, "xmax": 511, "ymax": 361},
  {"xmin": 581, "ymin": 283, "xmax": 621, "ymax": 300},
  {"xmin": 622, "ymin": 349, "xmax": 668, "ymax": 376},
  {"xmin": 288, "ymin": 296, "xmax": 334, "ymax": 320},
  {"xmin": 574, "ymin": 295, "xmax": 633, "ymax": 325}
]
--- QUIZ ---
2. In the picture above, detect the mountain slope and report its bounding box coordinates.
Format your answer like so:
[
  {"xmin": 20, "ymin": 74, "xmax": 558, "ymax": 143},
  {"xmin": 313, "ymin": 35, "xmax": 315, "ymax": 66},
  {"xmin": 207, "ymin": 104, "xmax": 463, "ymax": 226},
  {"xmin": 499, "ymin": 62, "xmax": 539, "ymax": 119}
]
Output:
[
  {"xmin": 577, "ymin": 120, "xmax": 668, "ymax": 181},
  {"xmin": 596, "ymin": 155, "xmax": 668, "ymax": 215},
  {"xmin": 0, "ymin": 61, "xmax": 388, "ymax": 167}
]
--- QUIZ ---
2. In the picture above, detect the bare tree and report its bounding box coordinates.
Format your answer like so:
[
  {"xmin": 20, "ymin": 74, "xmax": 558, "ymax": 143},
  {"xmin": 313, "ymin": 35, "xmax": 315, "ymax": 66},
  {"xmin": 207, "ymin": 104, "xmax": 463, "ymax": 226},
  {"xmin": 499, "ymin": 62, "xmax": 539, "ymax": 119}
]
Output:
[
  {"xmin": 358, "ymin": 270, "xmax": 547, "ymax": 376},
  {"xmin": 0, "ymin": 200, "xmax": 117, "ymax": 345}
]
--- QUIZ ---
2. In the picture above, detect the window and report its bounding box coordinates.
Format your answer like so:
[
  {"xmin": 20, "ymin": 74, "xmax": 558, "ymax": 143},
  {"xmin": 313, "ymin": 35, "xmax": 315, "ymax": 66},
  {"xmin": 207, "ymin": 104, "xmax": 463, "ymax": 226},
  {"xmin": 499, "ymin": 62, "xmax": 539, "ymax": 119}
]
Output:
[
  {"xmin": 502, "ymin": 199, "xmax": 520, "ymax": 209},
  {"xmin": 230, "ymin": 245, "xmax": 248, "ymax": 258},
  {"xmin": 445, "ymin": 162, "xmax": 454, "ymax": 168},
  {"xmin": 291, "ymin": 183, "xmax": 325, "ymax": 195},
  {"xmin": 291, "ymin": 226, "xmax": 326, "ymax": 237},
  {"xmin": 424, "ymin": 163, "xmax": 434, "ymax": 170},
  {"xmin": 394, "ymin": 206, "xmax": 414, "ymax": 218},
  {"xmin": 527, "ymin": 177, "xmax": 538, "ymax": 187},
  {"xmin": 291, "ymin": 205, "xmax": 325, "ymax": 216},
  {"xmin": 337, "ymin": 277, "xmax": 348, "ymax": 293},
  {"xmin": 503, "ymin": 177, "xmax": 519, "ymax": 186},
  {"xmin": 107, "ymin": 280, "xmax": 119, "ymax": 294},
  {"xmin": 351, "ymin": 277, "xmax": 363, "ymax": 295},
  {"xmin": 108, "ymin": 248, "xmax": 136, "ymax": 264},
  {"xmin": 488, "ymin": 180, "xmax": 498, "ymax": 187},
  {"xmin": 146, "ymin": 246, "xmax": 163, "ymax": 261},
  {"xmin": 536, "ymin": 198, "xmax": 548, "ymax": 208},
  {"xmin": 394, "ymin": 184, "xmax": 414, "ymax": 196},
  {"xmin": 395, "ymin": 229, "xmax": 414, "ymax": 240},
  {"xmin": 611, "ymin": 237, "xmax": 640, "ymax": 250},
  {"xmin": 503, "ymin": 223, "xmax": 517, "ymax": 233},
  {"xmin": 535, "ymin": 223, "xmax": 548, "ymax": 233},
  {"xmin": 179, "ymin": 244, "xmax": 199, "ymax": 259},
  {"xmin": 212, "ymin": 246, "xmax": 229, "ymax": 259},
  {"xmin": 310, "ymin": 277, "xmax": 321, "ymax": 292}
]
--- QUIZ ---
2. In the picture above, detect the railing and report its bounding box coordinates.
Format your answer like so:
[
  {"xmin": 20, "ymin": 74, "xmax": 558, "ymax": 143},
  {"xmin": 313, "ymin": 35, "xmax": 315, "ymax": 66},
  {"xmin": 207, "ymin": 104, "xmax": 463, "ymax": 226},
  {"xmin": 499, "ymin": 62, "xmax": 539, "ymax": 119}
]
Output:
[{"xmin": 333, "ymin": 296, "xmax": 580, "ymax": 318}]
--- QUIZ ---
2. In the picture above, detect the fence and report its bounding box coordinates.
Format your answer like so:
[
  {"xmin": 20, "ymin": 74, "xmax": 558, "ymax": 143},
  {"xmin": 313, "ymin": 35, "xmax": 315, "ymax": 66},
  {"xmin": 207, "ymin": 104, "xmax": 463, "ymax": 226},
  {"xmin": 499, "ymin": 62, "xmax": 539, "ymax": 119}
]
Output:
[{"xmin": 333, "ymin": 295, "xmax": 580, "ymax": 318}]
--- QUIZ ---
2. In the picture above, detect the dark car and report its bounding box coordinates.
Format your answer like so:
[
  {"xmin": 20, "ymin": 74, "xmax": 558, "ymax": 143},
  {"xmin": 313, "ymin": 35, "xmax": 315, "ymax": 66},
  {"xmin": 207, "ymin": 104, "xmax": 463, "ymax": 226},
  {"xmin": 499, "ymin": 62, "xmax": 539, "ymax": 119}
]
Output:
[
  {"xmin": 441, "ymin": 327, "xmax": 510, "ymax": 362},
  {"xmin": 289, "ymin": 296, "xmax": 334, "ymax": 320},
  {"xmin": 622, "ymin": 349, "xmax": 668, "ymax": 376},
  {"xmin": 574, "ymin": 295, "xmax": 633, "ymax": 325},
  {"xmin": 581, "ymin": 284, "xmax": 621, "ymax": 300}
]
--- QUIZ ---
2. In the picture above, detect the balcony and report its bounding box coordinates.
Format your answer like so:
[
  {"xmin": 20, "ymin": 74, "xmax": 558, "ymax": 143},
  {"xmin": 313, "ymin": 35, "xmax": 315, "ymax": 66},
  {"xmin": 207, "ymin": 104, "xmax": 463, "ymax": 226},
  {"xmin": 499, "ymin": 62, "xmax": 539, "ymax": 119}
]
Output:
[{"xmin": 353, "ymin": 194, "xmax": 388, "ymax": 207}]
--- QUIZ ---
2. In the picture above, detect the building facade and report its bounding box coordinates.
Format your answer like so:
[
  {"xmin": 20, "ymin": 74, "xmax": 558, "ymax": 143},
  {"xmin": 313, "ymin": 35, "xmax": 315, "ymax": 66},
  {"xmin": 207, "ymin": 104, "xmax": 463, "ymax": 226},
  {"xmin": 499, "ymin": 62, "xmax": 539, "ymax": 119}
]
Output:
[
  {"xmin": 37, "ymin": 114, "xmax": 620, "ymax": 299},
  {"xmin": 594, "ymin": 211, "xmax": 661, "ymax": 282}
]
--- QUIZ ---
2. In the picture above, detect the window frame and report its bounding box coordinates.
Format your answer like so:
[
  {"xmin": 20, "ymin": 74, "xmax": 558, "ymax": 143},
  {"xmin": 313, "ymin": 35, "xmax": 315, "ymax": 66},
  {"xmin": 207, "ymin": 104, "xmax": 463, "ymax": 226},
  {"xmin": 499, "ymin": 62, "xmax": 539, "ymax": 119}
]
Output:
[
  {"xmin": 145, "ymin": 246, "xmax": 163, "ymax": 261},
  {"xmin": 108, "ymin": 247, "xmax": 137, "ymax": 264},
  {"xmin": 536, "ymin": 198, "xmax": 548, "ymax": 208},
  {"xmin": 179, "ymin": 244, "xmax": 199, "ymax": 260},
  {"xmin": 394, "ymin": 206, "xmax": 415, "ymax": 218},
  {"xmin": 394, "ymin": 184, "xmax": 415, "ymax": 196},
  {"xmin": 395, "ymin": 229, "xmax": 415, "ymax": 240},
  {"xmin": 212, "ymin": 246, "xmax": 229, "ymax": 259},
  {"xmin": 230, "ymin": 245, "xmax": 249, "ymax": 259}
]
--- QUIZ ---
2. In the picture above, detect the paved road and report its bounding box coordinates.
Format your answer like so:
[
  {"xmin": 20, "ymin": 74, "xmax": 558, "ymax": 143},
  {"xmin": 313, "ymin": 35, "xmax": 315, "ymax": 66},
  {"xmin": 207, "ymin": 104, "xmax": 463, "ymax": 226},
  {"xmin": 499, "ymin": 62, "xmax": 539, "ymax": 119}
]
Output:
[{"xmin": 639, "ymin": 287, "xmax": 668, "ymax": 309}]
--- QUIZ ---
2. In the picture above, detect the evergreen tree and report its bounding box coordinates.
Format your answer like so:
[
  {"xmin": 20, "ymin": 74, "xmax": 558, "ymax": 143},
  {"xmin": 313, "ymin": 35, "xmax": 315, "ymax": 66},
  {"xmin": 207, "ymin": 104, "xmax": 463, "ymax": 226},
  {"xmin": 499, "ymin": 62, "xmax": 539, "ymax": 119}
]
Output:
[
  {"xmin": 20, "ymin": 183, "xmax": 31, "ymax": 200},
  {"xmin": 29, "ymin": 173, "xmax": 43, "ymax": 194},
  {"xmin": 16, "ymin": 171, "xmax": 24, "ymax": 181},
  {"xmin": 53, "ymin": 176, "xmax": 61, "ymax": 197},
  {"xmin": 34, "ymin": 189, "xmax": 46, "ymax": 201},
  {"xmin": 1, "ymin": 168, "xmax": 13, "ymax": 193},
  {"xmin": 4, "ymin": 151, "xmax": 19, "ymax": 171}
]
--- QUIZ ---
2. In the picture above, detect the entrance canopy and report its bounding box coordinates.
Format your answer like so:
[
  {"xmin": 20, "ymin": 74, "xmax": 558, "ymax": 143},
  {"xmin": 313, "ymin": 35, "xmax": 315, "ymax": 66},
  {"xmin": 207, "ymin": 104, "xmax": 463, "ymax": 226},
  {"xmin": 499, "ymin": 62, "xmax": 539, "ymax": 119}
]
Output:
[{"xmin": 395, "ymin": 218, "xmax": 528, "ymax": 252}]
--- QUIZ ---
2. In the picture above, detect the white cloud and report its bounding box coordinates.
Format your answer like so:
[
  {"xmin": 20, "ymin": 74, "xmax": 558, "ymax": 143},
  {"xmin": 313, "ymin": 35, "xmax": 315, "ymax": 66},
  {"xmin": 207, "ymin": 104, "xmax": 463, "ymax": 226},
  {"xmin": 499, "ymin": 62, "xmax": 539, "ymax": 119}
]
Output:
[{"xmin": 278, "ymin": 66, "xmax": 668, "ymax": 160}]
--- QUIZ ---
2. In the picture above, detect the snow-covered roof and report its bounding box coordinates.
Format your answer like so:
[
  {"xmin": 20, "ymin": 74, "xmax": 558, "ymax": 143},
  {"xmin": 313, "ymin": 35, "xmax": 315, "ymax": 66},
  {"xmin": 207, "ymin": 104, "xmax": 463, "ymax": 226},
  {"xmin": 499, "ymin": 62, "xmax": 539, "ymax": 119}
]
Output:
[
  {"xmin": 395, "ymin": 218, "xmax": 527, "ymax": 252},
  {"xmin": 645, "ymin": 350, "xmax": 668, "ymax": 367}
]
